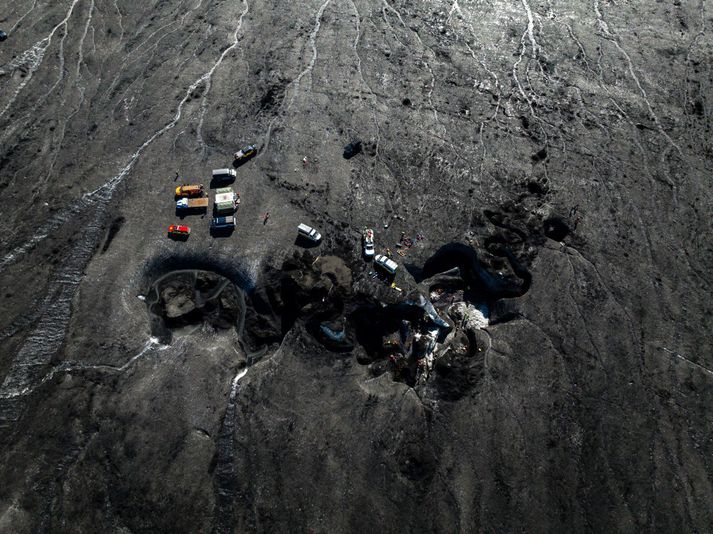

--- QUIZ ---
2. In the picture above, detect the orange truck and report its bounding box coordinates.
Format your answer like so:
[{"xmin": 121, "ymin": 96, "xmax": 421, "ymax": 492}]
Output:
[{"xmin": 175, "ymin": 184, "xmax": 204, "ymax": 197}]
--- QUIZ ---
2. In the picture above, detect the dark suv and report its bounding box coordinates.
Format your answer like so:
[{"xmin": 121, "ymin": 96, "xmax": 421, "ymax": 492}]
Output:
[{"xmin": 211, "ymin": 215, "xmax": 236, "ymax": 230}]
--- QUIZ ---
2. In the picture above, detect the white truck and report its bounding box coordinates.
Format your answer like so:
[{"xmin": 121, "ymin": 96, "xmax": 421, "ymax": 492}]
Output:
[
  {"xmin": 214, "ymin": 187, "xmax": 239, "ymax": 214},
  {"xmin": 176, "ymin": 197, "xmax": 209, "ymax": 211},
  {"xmin": 212, "ymin": 168, "xmax": 236, "ymax": 183}
]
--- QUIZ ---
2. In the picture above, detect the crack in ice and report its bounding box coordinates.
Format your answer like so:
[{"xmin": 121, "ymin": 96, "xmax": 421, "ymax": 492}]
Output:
[{"xmin": 0, "ymin": 337, "xmax": 168, "ymax": 401}]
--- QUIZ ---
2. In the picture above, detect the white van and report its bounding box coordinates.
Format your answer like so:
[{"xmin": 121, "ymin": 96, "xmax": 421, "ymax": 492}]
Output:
[
  {"xmin": 212, "ymin": 168, "xmax": 237, "ymax": 182},
  {"xmin": 297, "ymin": 223, "xmax": 321, "ymax": 243},
  {"xmin": 374, "ymin": 254, "xmax": 398, "ymax": 274}
]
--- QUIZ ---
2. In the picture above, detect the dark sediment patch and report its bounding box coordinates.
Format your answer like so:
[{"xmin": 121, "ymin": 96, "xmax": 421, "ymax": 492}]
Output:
[
  {"xmin": 531, "ymin": 147, "xmax": 548, "ymax": 162},
  {"xmin": 397, "ymin": 441, "xmax": 437, "ymax": 486},
  {"xmin": 101, "ymin": 216, "xmax": 125, "ymax": 253},
  {"xmin": 350, "ymin": 303, "xmax": 424, "ymax": 360},
  {"xmin": 526, "ymin": 179, "xmax": 548, "ymax": 196},
  {"xmin": 432, "ymin": 329, "xmax": 484, "ymax": 401},
  {"xmin": 543, "ymin": 217, "xmax": 570, "ymax": 241},
  {"xmin": 241, "ymin": 251, "xmax": 354, "ymax": 352},
  {"xmin": 416, "ymin": 243, "xmax": 531, "ymax": 301}
]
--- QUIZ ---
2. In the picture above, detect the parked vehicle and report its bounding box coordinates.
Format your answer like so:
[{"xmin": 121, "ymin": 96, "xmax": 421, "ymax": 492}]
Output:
[
  {"xmin": 297, "ymin": 223, "xmax": 321, "ymax": 243},
  {"xmin": 362, "ymin": 228, "xmax": 375, "ymax": 258},
  {"xmin": 214, "ymin": 187, "xmax": 239, "ymax": 214},
  {"xmin": 168, "ymin": 224, "xmax": 190, "ymax": 237},
  {"xmin": 175, "ymin": 184, "xmax": 204, "ymax": 197},
  {"xmin": 374, "ymin": 254, "xmax": 398, "ymax": 275},
  {"xmin": 233, "ymin": 145, "xmax": 257, "ymax": 162},
  {"xmin": 176, "ymin": 197, "xmax": 209, "ymax": 211},
  {"xmin": 211, "ymin": 215, "xmax": 236, "ymax": 230},
  {"xmin": 212, "ymin": 168, "xmax": 237, "ymax": 182}
]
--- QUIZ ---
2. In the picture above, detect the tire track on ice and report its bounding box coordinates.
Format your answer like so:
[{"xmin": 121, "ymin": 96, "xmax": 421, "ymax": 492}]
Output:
[
  {"xmin": 261, "ymin": 0, "xmax": 332, "ymax": 154},
  {"xmin": 9, "ymin": 0, "xmax": 39, "ymax": 33},
  {"xmin": 106, "ymin": 1, "xmax": 205, "ymax": 123},
  {"xmin": 0, "ymin": 207, "xmax": 108, "ymax": 426},
  {"xmin": 0, "ymin": 337, "xmax": 168, "ymax": 402},
  {"xmin": 288, "ymin": 0, "xmax": 332, "ymax": 107},
  {"xmin": 384, "ymin": 0, "xmax": 442, "ymax": 132},
  {"xmin": 212, "ymin": 367, "xmax": 249, "ymax": 534},
  {"xmin": 593, "ymin": 0, "xmax": 683, "ymax": 159},
  {"xmin": 346, "ymin": 0, "xmax": 382, "ymax": 154},
  {"xmin": 102, "ymin": 0, "xmax": 204, "ymax": 106},
  {"xmin": 0, "ymin": 337, "xmax": 172, "ymax": 428}
]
